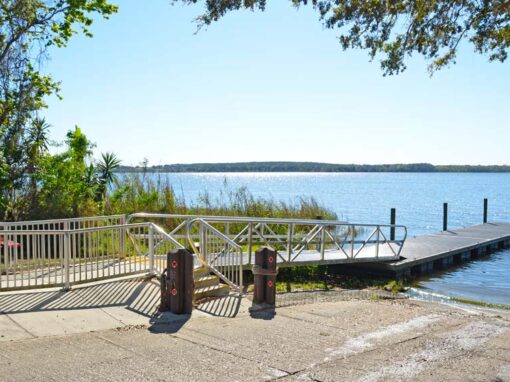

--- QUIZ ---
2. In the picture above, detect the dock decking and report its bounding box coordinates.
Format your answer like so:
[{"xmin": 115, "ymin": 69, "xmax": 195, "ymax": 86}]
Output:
[{"xmin": 335, "ymin": 222, "xmax": 510, "ymax": 278}]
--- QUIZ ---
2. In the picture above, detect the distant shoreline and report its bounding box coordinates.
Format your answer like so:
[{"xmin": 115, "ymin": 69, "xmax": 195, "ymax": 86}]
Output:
[{"xmin": 117, "ymin": 162, "xmax": 510, "ymax": 173}]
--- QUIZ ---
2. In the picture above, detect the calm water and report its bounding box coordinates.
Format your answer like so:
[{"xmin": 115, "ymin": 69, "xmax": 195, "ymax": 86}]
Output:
[{"xmin": 144, "ymin": 172, "xmax": 510, "ymax": 306}]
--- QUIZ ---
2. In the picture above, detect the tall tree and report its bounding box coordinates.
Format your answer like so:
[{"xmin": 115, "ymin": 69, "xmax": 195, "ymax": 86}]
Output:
[
  {"xmin": 180, "ymin": 0, "xmax": 510, "ymax": 74},
  {"xmin": 0, "ymin": 0, "xmax": 117, "ymax": 219},
  {"xmin": 26, "ymin": 116, "xmax": 50, "ymax": 208}
]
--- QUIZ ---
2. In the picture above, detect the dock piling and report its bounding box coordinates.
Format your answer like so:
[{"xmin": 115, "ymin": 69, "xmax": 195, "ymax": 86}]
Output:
[
  {"xmin": 390, "ymin": 208, "xmax": 396, "ymax": 241},
  {"xmin": 483, "ymin": 198, "xmax": 488, "ymax": 223},
  {"xmin": 443, "ymin": 203, "xmax": 448, "ymax": 231}
]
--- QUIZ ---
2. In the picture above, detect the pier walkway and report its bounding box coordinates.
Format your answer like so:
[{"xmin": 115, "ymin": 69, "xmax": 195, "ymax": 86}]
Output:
[{"xmin": 341, "ymin": 222, "xmax": 510, "ymax": 278}]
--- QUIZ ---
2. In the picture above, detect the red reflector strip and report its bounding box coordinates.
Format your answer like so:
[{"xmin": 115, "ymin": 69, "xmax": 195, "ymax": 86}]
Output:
[
  {"xmin": 267, "ymin": 281, "xmax": 273, "ymax": 288},
  {"xmin": 171, "ymin": 288, "xmax": 177, "ymax": 296},
  {"xmin": 171, "ymin": 261, "xmax": 178, "ymax": 268}
]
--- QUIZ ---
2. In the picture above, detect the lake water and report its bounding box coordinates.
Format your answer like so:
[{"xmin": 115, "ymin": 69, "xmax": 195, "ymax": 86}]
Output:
[{"xmin": 146, "ymin": 172, "xmax": 510, "ymax": 306}]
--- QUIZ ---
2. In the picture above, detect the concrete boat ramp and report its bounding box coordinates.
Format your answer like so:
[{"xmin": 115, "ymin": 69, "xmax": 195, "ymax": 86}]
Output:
[{"xmin": 340, "ymin": 222, "xmax": 510, "ymax": 278}]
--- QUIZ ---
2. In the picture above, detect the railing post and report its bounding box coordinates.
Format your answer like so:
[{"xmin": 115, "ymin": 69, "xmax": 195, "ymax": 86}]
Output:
[
  {"xmin": 483, "ymin": 198, "xmax": 488, "ymax": 223},
  {"xmin": 63, "ymin": 222, "xmax": 71, "ymax": 291},
  {"xmin": 350, "ymin": 225, "xmax": 355, "ymax": 259},
  {"xmin": 148, "ymin": 224, "xmax": 155, "ymax": 276},
  {"xmin": 239, "ymin": 247, "xmax": 243, "ymax": 293},
  {"xmin": 119, "ymin": 215, "xmax": 126, "ymax": 257},
  {"xmin": 390, "ymin": 208, "xmax": 396, "ymax": 241},
  {"xmin": 320, "ymin": 226, "xmax": 326, "ymax": 260},
  {"xmin": 287, "ymin": 223, "xmax": 294, "ymax": 262},
  {"xmin": 247, "ymin": 223, "xmax": 253, "ymax": 266},
  {"xmin": 200, "ymin": 222, "xmax": 207, "ymax": 263},
  {"xmin": 443, "ymin": 203, "xmax": 448, "ymax": 231},
  {"xmin": 375, "ymin": 226, "xmax": 380, "ymax": 258},
  {"xmin": 2, "ymin": 229, "xmax": 8, "ymax": 287}
]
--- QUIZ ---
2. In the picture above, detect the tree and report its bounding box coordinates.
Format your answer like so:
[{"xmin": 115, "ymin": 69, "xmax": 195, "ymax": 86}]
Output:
[
  {"xmin": 37, "ymin": 126, "xmax": 99, "ymax": 218},
  {"xmin": 27, "ymin": 117, "xmax": 50, "ymax": 208},
  {"xmin": 96, "ymin": 151, "xmax": 121, "ymax": 203},
  {"xmin": 0, "ymin": 1, "xmax": 117, "ymax": 219},
  {"xmin": 180, "ymin": 0, "xmax": 510, "ymax": 74}
]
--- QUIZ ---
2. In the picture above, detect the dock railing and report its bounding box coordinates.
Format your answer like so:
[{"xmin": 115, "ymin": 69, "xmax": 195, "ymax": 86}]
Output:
[
  {"xmin": 1, "ymin": 213, "xmax": 406, "ymax": 292},
  {"xmin": 169, "ymin": 213, "xmax": 406, "ymax": 293}
]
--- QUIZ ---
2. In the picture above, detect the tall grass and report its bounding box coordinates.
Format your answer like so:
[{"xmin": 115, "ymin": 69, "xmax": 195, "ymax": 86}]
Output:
[{"xmin": 108, "ymin": 172, "xmax": 337, "ymax": 221}]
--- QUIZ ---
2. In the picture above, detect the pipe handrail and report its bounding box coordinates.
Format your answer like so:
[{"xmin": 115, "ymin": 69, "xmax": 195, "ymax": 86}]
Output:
[
  {"xmin": 0, "ymin": 214, "xmax": 125, "ymax": 226},
  {"xmin": 127, "ymin": 212, "xmax": 407, "ymax": 231}
]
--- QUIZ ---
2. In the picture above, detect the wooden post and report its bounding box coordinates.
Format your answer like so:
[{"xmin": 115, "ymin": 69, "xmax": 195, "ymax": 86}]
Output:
[
  {"xmin": 443, "ymin": 203, "xmax": 448, "ymax": 231},
  {"xmin": 390, "ymin": 208, "xmax": 396, "ymax": 241},
  {"xmin": 253, "ymin": 247, "xmax": 277, "ymax": 305},
  {"xmin": 265, "ymin": 248, "xmax": 277, "ymax": 306},
  {"xmin": 483, "ymin": 198, "xmax": 488, "ymax": 223},
  {"xmin": 161, "ymin": 248, "xmax": 193, "ymax": 314}
]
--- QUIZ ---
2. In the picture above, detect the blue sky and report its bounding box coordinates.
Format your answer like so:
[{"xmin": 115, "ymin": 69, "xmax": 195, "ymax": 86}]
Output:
[{"xmin": 43, "ymin": 1, "xmax": 509, "ymax": 166}]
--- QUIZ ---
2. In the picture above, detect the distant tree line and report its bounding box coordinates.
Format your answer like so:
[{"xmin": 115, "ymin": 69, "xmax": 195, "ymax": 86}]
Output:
[{"xmin": 117, "ymin": 162, "xmax": 510, "ymax": 173}]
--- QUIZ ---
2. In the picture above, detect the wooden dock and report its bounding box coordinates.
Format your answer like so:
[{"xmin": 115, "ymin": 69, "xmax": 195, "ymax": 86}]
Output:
[{"xmin": 332, "ymin": 222, "xmax": 510, "ymax": 278}]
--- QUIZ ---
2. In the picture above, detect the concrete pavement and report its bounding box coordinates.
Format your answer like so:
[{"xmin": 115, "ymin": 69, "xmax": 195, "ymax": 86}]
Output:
[{"xmin": 0, "ymin": 279, "xmax": 509, "ymax": 381}]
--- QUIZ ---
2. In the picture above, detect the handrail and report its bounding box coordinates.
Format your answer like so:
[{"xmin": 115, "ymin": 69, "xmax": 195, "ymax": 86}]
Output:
[
  {"xmin": 150, "ymin": 223, "xmax": 185, "ymax": 249},
  {"xmin": 186, "ymin": 218, "xmax": 243, "ymax": 292},
  {"xmin": 186, "ymin": 218, "xmax": 242, "ymax": 253},
  {"xmin": 0, "ymin": 215, "xmax": 125, "ymax": 226},
  {"xmin": 0, "ymin": 222, "xmax": 152, "ymax": 235},
  {"xmin": 127, "ymin": 212, "xmax": 407, "ymax": 230}
]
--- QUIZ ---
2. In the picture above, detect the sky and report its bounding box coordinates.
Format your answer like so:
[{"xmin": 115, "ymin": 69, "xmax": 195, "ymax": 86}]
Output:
[{"xmin": 42, "ymin": 1, "xmax": 510, "ymax": 166}]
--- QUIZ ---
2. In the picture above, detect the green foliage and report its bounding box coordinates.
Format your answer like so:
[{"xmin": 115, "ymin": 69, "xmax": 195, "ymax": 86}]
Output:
[
  {"xmin": 35, "ymin": 126, "xmax": 100, "ymax": 218},
  {"xmin": 383, "ymin": 279, "xmax": 406, "ymax": 293},
  {"xmin": 97, "ymin": 152, "xmax": 121, "ymax": 187},
  {"xmin": 179, "ymin": 0, "xmax": 510, "ymax": 74},
  {"xmin": 0, "ymin": 0, "xmax": 117, "ymax": 219}
]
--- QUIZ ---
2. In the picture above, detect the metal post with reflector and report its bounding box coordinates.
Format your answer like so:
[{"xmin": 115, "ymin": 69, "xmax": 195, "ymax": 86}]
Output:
[
  {"xmin": 160, "ymin": 248, "xmax": 193, "ymax": 314},
  {"xmin": 253, "ymin": 247, "xmax": 278, "ymax": 305}
]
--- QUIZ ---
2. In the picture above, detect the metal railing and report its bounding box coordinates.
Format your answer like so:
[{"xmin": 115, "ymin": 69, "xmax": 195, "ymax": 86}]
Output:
[
  {"xmin": 0, "ymin": 221, "xmax": 183, "ymax": 291},
  {"xmin": 187, "ymin": 218, "xmax": 243, "ymax": 293},
  {"xmin": 130, "ymin": 213, "xmax": 407, "ymax": 290},
  {"xmin": 0, "ymin": 214, "xmax": 125, "ymax": 231},
  {"xmin": 1, "ymin": 213, "xmax": 407, "ymax": 293}
]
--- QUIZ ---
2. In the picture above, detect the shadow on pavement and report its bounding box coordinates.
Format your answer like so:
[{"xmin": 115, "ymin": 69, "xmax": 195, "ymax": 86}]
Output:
[
  {"xmin": 147, "ymin": 311, "xmax": 190, "ymax": 334},
  {"xmin": 196, "ymin": 294, "xmax": 243, "ymax": 318},
  {"xmin": 249, "ymin": 299, "xmax": 276, "ymax": 320},
  {"xmin": 0, "ymin": 277, "xmax": 160, "ymax": 317}
]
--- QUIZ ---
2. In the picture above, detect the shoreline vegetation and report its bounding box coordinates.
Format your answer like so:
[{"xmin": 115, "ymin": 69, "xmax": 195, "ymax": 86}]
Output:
[
  {"xmin": 117, "ymin": 162, "xmax": 510, "ymax": 173},
  {"xmin": 0, "ymin": 128, "xmax": 337, "ymax": 221}
]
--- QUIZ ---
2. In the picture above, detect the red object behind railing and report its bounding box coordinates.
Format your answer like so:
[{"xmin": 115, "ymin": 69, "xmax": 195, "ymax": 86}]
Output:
[{"xmin": 0, "ymin": 237, "xmax": 21, "ymax": 248}]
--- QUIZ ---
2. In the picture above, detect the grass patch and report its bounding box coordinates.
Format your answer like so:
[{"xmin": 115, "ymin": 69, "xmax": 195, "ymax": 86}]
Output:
[
  {"xmin": 326, "ymin": 274, "xmax": 408, "ymax": 293},
  {"xmin": 275, "ymin": 280, "xmax": 332, "ymax": 293},
  {"xmin": 450, "ymin": 297, "xmax": 510, "ymax": 311},
  {"xmin": 244, "ymin": 265, "xmax": 409, "ymax": 294}
]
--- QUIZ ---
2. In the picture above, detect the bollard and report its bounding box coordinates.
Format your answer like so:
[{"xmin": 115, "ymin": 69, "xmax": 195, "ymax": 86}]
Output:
[
  {"xmin": 483, "ymin": 198, "xmax": 488, "ymax": 223},
  {"xmin": 253, "ymin": 247, "xmax": 265, "ymax": 304},
  {"xmin": 443, "ymin": 203, "xmax": 448, "ymax": 231},
  {"xmin": 265, "ymin": 248, "xmax": 277, "ymax": 305},
  {"xmin": 253, "ymin": 247, "xmax": 278, "ymax": 305},
  {"xmin": 160, "ymin": 248, "xmax": 193, "ymax": 314}
]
